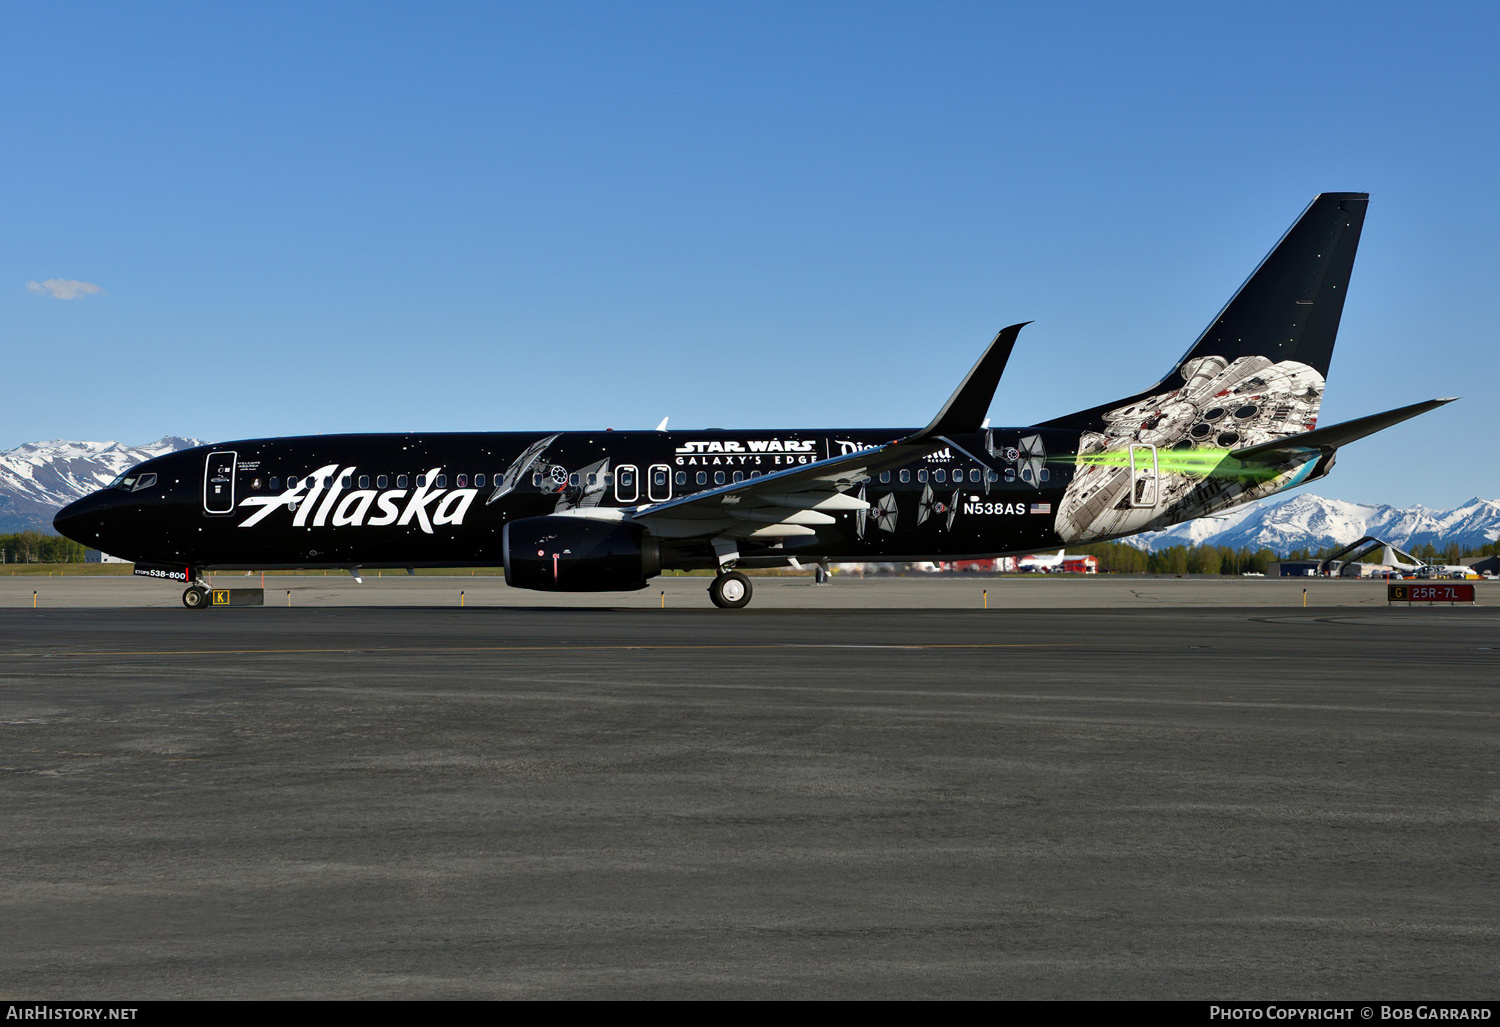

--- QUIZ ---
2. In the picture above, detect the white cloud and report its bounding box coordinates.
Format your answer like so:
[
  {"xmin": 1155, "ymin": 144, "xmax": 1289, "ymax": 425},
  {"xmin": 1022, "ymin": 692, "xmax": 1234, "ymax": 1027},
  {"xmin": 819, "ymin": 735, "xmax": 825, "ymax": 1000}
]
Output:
[{"xmin": 26, "ymin": 279, "xmax": 105, "ymax": 300}]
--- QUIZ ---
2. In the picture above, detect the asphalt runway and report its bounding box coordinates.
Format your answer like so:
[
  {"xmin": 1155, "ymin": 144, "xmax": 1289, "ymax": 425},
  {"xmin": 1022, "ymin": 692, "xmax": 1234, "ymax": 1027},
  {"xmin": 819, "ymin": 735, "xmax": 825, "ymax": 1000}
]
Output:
[
  {"xmin": 8, "ymin": 570, "xmax": 1497, "ymax": 608},
  {"xmin": 2, "ymin": 577, "xmax": 1497, "ymax": 998}
]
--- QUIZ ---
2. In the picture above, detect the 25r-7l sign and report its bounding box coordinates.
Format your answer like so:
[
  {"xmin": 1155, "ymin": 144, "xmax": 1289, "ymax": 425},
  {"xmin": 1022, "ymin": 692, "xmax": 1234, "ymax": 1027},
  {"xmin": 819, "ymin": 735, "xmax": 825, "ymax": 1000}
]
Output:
[{"xmin": 1389, "ymin": 583, "xmax": 1476, "ymax": 604}]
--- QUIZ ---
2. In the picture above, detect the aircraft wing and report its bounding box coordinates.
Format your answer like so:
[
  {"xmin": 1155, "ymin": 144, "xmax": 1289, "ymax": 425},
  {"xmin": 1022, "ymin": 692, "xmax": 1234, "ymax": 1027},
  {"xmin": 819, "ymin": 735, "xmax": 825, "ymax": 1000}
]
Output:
[
  {"xmin": 621, "ymin": 323, "xmax": 1029, "ymax": 544},
  {"xmin": 1231, "ymin": 397, "xmax": 1456, "ymax": 464}
]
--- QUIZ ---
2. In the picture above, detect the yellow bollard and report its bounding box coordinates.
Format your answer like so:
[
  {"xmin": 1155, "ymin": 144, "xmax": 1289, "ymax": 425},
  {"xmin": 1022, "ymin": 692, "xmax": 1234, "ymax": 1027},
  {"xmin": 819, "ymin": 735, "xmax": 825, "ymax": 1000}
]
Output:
[
  {"xmin": 1302, "ymin": 588, "xmax": 1307, "ymax": 608},
  {"xmin": 33, "ymin": 590, "xmax": 38, "ymax": 608},
  {"xmin": 983, "ymin": 589, "xmax": 988, "ymax": 609},
  {"xmin": 460, "ymin": 590, "xmax": 465, "ymax": 607},
  {"xmin": 286, "ymin": 590, "xmax": 291, "ymax": 607},
  {"xmin": 660, "ymin": 590, "xmax": 665, "ymax": 608}
]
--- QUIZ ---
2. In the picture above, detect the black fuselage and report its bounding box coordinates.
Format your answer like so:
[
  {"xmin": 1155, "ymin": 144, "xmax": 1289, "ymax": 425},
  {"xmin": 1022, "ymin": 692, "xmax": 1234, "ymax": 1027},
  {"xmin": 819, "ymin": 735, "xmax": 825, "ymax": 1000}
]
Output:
[{"xmin": 54, "ymin": 427, "xmax": 1079, "ymax": 579}]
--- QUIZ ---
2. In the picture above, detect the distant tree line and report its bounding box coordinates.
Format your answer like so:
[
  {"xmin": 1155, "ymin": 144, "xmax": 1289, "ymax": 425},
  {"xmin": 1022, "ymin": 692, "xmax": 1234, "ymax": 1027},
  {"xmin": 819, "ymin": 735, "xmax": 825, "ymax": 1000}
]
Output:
[
  {"xmin": 1068, "ymin": 538, "xmax": 1498, "ymax": 574},
  {"xmin": 0, "ymin": 531, "xmax": 87, "ymax": 564},
  {"xmin": 1070, "ymin": 542, "xmax": 1281, "ymax": 575}
]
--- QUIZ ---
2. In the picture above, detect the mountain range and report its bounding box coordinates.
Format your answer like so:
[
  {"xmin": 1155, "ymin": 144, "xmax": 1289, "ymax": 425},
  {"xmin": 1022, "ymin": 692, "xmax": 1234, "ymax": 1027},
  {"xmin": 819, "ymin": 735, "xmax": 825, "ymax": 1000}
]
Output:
[
  {"xmin": 0, "ymin": 437, "xmax": 204, "ymax": 533},
  {"xmin": 3, "ymin": 437, "xmax": 1497, "ymax": 554},
  {"xmin": 1130, "ymin": 493, "xmax": 1500, "ymax": 554}
]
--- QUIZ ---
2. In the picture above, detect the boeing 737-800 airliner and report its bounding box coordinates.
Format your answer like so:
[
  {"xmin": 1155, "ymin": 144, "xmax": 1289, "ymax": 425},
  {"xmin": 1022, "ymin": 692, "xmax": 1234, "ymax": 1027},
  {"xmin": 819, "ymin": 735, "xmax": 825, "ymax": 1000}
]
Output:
[{"xmin": 55, "ymin": 194, "xmax": 1452, "ymax": 609}]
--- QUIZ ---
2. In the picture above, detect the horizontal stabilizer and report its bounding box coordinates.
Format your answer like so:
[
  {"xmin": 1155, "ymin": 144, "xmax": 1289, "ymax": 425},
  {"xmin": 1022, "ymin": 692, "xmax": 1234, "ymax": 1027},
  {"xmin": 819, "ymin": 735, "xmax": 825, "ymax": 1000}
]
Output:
[
  {"xmin": 1232, "ymin": 397, "xmax": 1456, "ymax": 463},
  {"xmin": 914, "ymin": 323, "xmax": 1028, "ymax": 440}
]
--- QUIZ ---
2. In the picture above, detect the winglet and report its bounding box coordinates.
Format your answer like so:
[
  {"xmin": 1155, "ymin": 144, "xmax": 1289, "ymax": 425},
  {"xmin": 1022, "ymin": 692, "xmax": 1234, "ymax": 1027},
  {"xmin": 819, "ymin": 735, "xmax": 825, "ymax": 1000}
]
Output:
[{"xmin": 911, "ymin": 322, "xmax": 1029, "ymax": 440}]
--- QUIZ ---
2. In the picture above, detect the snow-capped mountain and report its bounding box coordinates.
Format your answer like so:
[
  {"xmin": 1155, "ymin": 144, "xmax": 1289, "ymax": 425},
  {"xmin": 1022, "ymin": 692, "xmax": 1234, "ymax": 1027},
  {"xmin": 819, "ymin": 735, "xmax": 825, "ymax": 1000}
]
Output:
[
  {"xmin": 0, "ymin": 437, "xmax": 204, "ymax": 533},
  {"xmin": 1131, "ymin": 493, "xmax": 1500, "ymax": 553}
]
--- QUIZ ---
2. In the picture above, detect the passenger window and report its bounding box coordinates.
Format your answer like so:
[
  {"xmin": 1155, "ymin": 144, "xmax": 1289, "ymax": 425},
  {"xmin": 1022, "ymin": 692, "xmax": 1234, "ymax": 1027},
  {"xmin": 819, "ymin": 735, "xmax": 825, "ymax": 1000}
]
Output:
[
  {"xmin": 899, "ymin": 469, "xmax": 910, "ymax": 483},
  {"xmin": 675, "ymin": 471, "xmax": 686, "ymax": 486},
  {"xmin": 1040, "ymin": 469, "xmax": 1050, "ymax": 482},
  {"xmin": 879, "ymin": 471, "xmax": 890, "ymax": 483},
  {"xmin": 475, "ymin": 474, "xmax": 486, "ymax": 488},
  {"xmin": 586, "ymin": 474, "xmax": 596, "ymax": 486},
  {"xmin": 288, "ymin": 476, "xmax": 299, "ymax": 490},
  {"xmin": 569, "ymin": 473, "xmax": 581, "ymax": 487},
  {"xmin": 398, "ymin": 475, "xmax": 409, "ymax": 489},
  {"xmin": 917, "ymin": 469, "xmax": 928, "ymax": 483},
  {"xmin": 696, "ymin": 471, "xmax": 707, "ymax": 485},
  {"xmin": 417, "ymin": 475, "xmax": 427, "ymax": 487},
  {"xmin": 1004, "ymin": 468, "xmax": 1016, "ymax": 483},
  {"xmin": 456, "ymin": 474, "xmax": 467, "ymax": 488},
  {"xmin": 341, "ymin": 476, "xmax": 351, "ymax": 488},
  {"xmin": 653, "ymin": 469, "xmax": 666, "ymax": 486},
  {"xmin": 436, "ymin": 475, "xmax": 447, "ymax": 488},
  {"xmin": 358, "ymin": 475, "xmax": 369, "ymax": 489},
  {"xmin": 270, "ymin": 478, "xmax": 281, "ymax": 491},
  {"xmin": 714, "ymin": 471, "xmax": 725, "ymax": 485},
  {"xmin": 750, "ymin": 470, "xmax": 762, "ymax": 478},
  {"xmin": 732, "ymin": 471, "xmax": 744, "ymax": 483},
  {"xmin": 251, "ymin": 478, "xmax": 263, "ymax": 491},
  {"xmin": 986, "ymin": 470, "xmax": 997, "ymax": 482},
  {"xmin": 377, "ymin": 475, "xmax": 389, "ymax": 489},
  {"xmin": 934, "ymin": 469, "xmax": 946, "ymax": 483}
]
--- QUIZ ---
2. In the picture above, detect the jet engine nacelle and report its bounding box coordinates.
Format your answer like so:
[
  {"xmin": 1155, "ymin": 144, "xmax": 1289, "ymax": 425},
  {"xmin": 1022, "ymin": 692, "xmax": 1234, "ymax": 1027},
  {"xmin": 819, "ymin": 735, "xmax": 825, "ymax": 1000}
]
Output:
[{"xmin": 502, "ymin": 516, "xmax": 660, "ymax": 592}]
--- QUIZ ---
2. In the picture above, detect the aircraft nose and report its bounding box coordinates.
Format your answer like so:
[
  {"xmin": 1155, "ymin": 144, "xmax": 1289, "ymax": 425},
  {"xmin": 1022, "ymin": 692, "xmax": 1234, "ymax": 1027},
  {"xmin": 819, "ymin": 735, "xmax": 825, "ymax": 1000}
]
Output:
[{"xmin": 53, "ymin": 492, "xmax": 110, "ymax": 548}]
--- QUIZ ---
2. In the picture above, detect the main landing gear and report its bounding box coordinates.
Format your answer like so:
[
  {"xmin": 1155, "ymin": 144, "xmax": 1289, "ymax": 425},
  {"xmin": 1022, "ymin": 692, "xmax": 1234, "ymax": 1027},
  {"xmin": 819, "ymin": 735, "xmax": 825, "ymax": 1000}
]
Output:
[
  {"xmin": 182, "ymin": 585, "xmax": 211, "ymax": 610},
  {"xmin": 708, "ymin": 570, "xmax": 752, "ymax": 609}
]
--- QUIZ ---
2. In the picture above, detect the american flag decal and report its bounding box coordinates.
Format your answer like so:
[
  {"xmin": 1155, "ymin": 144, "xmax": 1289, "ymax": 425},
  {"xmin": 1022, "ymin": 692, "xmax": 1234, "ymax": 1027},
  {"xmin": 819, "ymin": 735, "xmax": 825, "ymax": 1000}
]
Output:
[{"xmin": 1030, "ymin": 503, "xmax": 1052, "ymax": 515}]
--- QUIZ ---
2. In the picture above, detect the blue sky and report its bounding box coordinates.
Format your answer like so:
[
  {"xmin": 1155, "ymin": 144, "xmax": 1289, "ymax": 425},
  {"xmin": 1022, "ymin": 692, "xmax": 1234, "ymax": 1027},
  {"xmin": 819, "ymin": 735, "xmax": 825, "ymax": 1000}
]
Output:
[{"xmin": 4, "ymin": 0, "xmax": 1496, "ymax": 508}]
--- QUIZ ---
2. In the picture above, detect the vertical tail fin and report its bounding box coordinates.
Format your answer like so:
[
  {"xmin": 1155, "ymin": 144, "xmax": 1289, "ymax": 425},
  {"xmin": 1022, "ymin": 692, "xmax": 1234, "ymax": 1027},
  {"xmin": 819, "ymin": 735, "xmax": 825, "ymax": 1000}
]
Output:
[
  {"xmin": 1039, "ymin": 192, "xmax": 1367, "ymax": 431},
  {"xmin": 1048, "ymin": 194, "xmax": 1372, "ymax": 544}
]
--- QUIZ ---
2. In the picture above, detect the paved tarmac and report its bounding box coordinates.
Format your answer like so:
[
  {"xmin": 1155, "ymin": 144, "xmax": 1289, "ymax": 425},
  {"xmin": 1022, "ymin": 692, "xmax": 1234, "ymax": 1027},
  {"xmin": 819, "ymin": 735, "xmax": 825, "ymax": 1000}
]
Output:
[
  {"xmin": 1, "ymin": 576, "xmax": 1497, "ymax": 999},
  {"xmin": 6, "ymin": 570, "xmax": 1495, "ymax": 609}
]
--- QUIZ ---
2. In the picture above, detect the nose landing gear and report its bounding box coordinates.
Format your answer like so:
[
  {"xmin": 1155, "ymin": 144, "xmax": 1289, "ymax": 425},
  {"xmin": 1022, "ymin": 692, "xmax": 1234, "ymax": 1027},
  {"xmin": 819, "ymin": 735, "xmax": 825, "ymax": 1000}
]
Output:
[{"xmin": 182, "ymin": 585, "xmax": 211, "ymax": 610}]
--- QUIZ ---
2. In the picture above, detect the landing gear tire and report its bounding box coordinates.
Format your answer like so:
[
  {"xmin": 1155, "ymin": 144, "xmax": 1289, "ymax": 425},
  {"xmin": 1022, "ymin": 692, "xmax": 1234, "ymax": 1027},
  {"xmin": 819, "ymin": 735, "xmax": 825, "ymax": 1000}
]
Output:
[
  {"xmin": 182, "ymin": 585, "xmax": 210, "ymax": 610},
  {"xmin": 708, "ymin": 571, "xmax": 752, "ymax": 610}
]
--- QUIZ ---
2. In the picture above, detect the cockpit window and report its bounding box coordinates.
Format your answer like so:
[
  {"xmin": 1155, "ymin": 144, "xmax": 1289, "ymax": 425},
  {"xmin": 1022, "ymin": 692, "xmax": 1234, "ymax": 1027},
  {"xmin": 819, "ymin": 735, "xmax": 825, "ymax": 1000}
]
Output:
[{"xmin": 109, "ymin": 472, "xmax": 157, "ymax": 492}]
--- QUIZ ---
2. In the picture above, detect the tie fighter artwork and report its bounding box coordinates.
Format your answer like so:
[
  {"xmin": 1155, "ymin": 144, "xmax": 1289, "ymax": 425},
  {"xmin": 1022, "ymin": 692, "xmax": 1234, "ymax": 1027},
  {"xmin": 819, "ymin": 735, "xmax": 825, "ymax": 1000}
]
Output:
[
  {"xmin": 1016, "ymin": 434, "xmax": 1047, "ymax": 488},
  {"xmin": 855, "ymin": 487, "xmax": 900, "ymax": 539},
  {"xmin": 917, "ymin": 485, "xmax": 963, "ymax": 530}
]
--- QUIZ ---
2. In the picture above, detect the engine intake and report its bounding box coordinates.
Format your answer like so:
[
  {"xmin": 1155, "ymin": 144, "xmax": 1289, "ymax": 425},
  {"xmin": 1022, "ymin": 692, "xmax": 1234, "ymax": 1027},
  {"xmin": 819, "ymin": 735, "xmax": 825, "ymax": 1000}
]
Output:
[{"xmin": 503, "ymin": 516, "xmax": 660, "ymax": 592}]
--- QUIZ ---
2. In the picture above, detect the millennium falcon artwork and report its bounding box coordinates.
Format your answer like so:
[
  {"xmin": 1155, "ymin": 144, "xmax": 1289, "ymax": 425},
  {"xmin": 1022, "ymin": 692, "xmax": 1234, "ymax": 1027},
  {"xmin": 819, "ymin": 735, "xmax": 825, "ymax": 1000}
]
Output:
[{"xmin": 1055, "ymin": 354, "xmax": 1326, "ymax": 541}]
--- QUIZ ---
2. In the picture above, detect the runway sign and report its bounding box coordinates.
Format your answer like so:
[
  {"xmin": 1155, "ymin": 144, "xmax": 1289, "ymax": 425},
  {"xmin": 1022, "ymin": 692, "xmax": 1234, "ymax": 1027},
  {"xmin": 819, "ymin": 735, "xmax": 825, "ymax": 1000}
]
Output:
[
  {"xmin": 1388, "ymin": 583, "xmax": 1475, "ymax": 604},
  {"xmin": 211, "ymin": 588, "xmax": 265, "ymax": 607}
]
